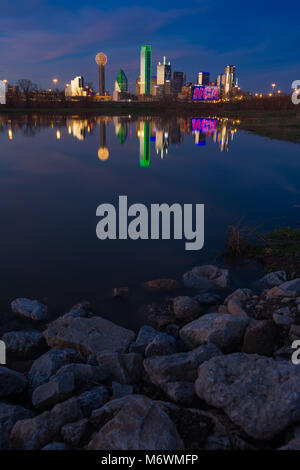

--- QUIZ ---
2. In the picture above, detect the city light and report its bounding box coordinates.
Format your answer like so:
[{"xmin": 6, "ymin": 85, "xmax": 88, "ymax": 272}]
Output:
[
  {"xmin": 52, "ymin": 78, "xmax": 59, "ymax": 85},
  {"xmin": 56, "ymin": 129, "xmax": 61, "ymax": 140}
]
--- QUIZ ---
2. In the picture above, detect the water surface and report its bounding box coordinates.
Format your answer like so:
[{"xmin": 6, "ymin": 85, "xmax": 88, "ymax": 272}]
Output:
[{"xmin": 0, "ymin": 114, "xmax": 299, "ymax": 329}]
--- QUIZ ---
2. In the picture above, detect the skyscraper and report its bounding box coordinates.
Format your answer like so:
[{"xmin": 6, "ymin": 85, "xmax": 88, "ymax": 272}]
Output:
[
  {"xmin": 172, "ymin": 72, "xmax": 186, "ymax": 93},
  {"xmin": 157, "ymin": 56, "xmax": 171, "ymax": 85},
  {"xmin": 224, "ymin": 65, "xmax": 236, "ymax": 95},
  {"xmin": 140, "ymin": 46, "xmax": 152, "ymax": 95},
  {"xmin": 95, "ymin": 52, "xmax": 108, "ymax": 96},
  {"xmin": 197, "ymin": 72, "xmax": 210, "ymax": 86},
  {"xmin": 115, "ymin": 69, "xmax": 128, "ymax": 93}
]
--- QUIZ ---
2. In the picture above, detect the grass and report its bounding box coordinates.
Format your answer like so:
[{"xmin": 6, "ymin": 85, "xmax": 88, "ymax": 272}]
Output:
[{"xmin": 226, "ymin": 225, "xmax": 300, "ymax": 278}]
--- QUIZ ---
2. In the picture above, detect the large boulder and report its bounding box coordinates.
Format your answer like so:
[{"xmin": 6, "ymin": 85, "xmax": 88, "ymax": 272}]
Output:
[
  {"xmin": 144, "ymin": 344, "xmax": 222, "ymax": 386},
  {"xmin": 173, "ymin": 296, "xmax": 202, "ymax": 321},
  {"xmin": 10, "ymin": 396, "xmax": 82, "ymax": 450},
  {"xmin": 242, "ymin": 320, "xmax": 280, "ymax": 356},
  {"xmin": 195, "ymin": 353, "xmax": 300, "ymax": 440},
  {"xmin": 2, "ymin": 330, "xmax": 45, "ymax": 357},
  {"xmin": 0, "ymin": 367, "xmax": 27, "ymax": 398},
  {"xmin": 32, "ymin": 372, "xmax": 75, "ymax": 410},
  {"xmin": 129, "ymin": 326, "xmax": 158, "ymax": 355},
  {"xmin": 11, "ymin": 298, "xmax": 47, "ymax": 321},
  {"xmin": 0, "ymin": 402, "xmax": 35, "ymax": 450},
  {"xmin": 279, "ymin": 278, "xmax": 300, "ymax": 297},
  {"xmin": 179, "ymin": 313, "xmax": 249, "ymax": 353},
  {"xmin": 183, "ymin": 265, "xmax": 230, "ymax": 291},
  {"xmin": 96, "ymin": 352, "xmax": 143, "ymax": 384},
  {"xmin": 255, "ymin": 271, "xmax": 287, "ymax": 289},
  {"xmin": 143, "ymin": 344, "xmax": 221, "ymax": 403},
  {"xmin": 88, "ymin": 395, "xmax": 184, "ymax": 450},
  {"xmin": 28, "ymin": 348, "xmax": 83, "ymax": 390},
  {"xmin": 11, "ymin": 386, "xmax": 109, "ymax": 450},
  {"xmin": 44, "ymin": 315, "xmax": 135, "ymax": 358}
]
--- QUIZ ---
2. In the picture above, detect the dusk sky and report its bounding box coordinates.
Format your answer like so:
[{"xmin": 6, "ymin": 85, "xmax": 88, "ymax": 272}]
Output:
[{"xmin": 0, "ymin": 0, "xmax": 298, "ymax": 93}]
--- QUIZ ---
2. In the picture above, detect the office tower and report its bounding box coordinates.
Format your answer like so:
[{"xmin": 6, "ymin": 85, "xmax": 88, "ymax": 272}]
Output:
[
  {"xmin": 151, "ymin": 76, "xmax": 157, "ymax": 96},
  {"xmin": 67, "ymin": 76, "xmax": 87, "ymax": 97},
  {"xmin": 140, "ymin": 46, "xmax": 152, "ymax": 95},
  {"xmin": 157, "ymin": 56, "xmax": 171, "ymax": 85},
  {"xmin": 115, "ymin": 69, "xmax": 128, "ymax": 93},
  {"xmin": 197, "ymin": 72, "xmax": 210, "ymax": 86},
  {"xmin": 136, "ymin": 77, "xmax": 141, "ymax": 95},
  {"xmin": 95, "ymin": 52, "xmax": 108, "ymax": 96},
  {"xmin": 0, "ymin": 80, "xmax": 6, "ymax": 105},
  {"xmin": 224, "ymin": 65, "xmax": 236, "ymax": 95},
  {"xmin": 172, "ymin": 72, "xmax": 186, "ymax": 93},
  {"xmin": 139, "ymin": 121, "xmax": 150, "ymax": 167}
]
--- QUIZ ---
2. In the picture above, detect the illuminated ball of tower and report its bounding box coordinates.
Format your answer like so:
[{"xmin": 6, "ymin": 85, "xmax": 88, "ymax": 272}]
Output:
[{"xmin": 95, "ymin": 53, "xmax": 108, "ymax": 66}]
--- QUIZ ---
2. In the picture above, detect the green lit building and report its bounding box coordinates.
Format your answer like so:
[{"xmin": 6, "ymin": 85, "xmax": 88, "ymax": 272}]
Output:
[
  {"xmin": 140, "ymin": 45, "xmax": 152, "ymax": 95},
  {"xmin": 115, "ymin": 69, "xmax": 128, "ymax": 93},
  {"xmin": 139, "ymin": 121, "xmax": 150, "ymax": 167}
]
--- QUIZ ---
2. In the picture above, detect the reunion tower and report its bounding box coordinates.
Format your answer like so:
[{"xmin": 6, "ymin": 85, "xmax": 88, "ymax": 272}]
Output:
[{"xmin": 95, "ymin": 52, "xmax": 108, "ymax": 96}]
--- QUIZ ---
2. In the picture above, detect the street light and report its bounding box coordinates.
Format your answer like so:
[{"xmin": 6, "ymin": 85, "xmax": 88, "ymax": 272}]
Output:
[
  {"xmin": 52, "ymin": 78, "xmax": 59, "ymax": 86},
  {"xmin": 271, "ymin": 83, "xmax": 276, "ymax": 95}
]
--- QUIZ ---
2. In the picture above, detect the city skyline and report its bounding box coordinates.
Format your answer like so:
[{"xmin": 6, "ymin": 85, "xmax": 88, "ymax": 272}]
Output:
[{"xmin": 0, "ymin": 0, "xmax": 298, "ymax": 94}]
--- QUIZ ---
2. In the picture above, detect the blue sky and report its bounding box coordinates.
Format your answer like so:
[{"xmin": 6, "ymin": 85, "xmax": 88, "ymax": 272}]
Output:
[{"xmin": 0, "ymin": 0, "xmax": 298, "ymax": 93}]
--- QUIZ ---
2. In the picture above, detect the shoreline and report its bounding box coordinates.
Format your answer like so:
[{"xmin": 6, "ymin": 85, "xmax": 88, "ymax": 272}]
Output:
[
  {"xmin": 1, "ymin": 262, "xmax": 300, "ymax": 450},
  {"xmin": 1, "ymin": 107, "xmax": 300, "ymax": 144}
]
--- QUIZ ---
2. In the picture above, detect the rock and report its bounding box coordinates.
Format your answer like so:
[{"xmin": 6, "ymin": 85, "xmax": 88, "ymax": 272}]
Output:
[
  {"xmin": 54, "ymin": 363, "xmax": 109, "ymax": 389},
  {"xmin": 10, "ymin": 385, "xmax": 109, "ymax": 450},
  {"xmin": 77, "ymin": 386, "xmax": 109, "ymax": 417},
  {"xmin": 63, "ymin": 301, "xmax": 91, "ymax": 319},
  {"xmin": 274, "ymin": 306, "xmax": 291, "ymax": 316},
  {"xmin": 0, "ymin": 402, "xmax": 35, "ymax": 450},
  {"xmin": 179, "ymin": 313, "xmax": 249, "ymax": 353},
  {"xmin": 255, "ymin": 271, "xmax": 287, "ymax": 289},
  {"xmin": 224, "ymin": 288, "xmax": 252, "ymax": 304},
  {"xmin": 61, "ymin": 418, "xmax": 90, "ymax": 447},
  {"xmin": 183, "ymin": 265, "xmax": 230, "ymax": 291},
  {"xmin": 173, "ymin": 296, "xmax": 201, "ymax": 321},
  {"xmin": 10, "ymin": 396, "xmax": 83, "ymax": 450},
  {"xmin": 290, "ymin": 325, "xmax": 300, "ymax": 341},
  {"xmin": 144, "ymin": 344, "xmax": 222, "ymax": 386},
  {"xmin": 273, "ymin": 313, "xmax": 294, "ymax": 327},
  {"xmin": 193, "ymin": 293, "xmax": 222, "ymax": 305},
  {"xmin": 28, "ymin": 348, "xmax": 83, "ymax": 390},
  {"xmin": 195, "ymin": 353, "xmax": 300, "ymax": 440},
  {"xmin": 96, "ymin": 352, "xmax": 142, "ymax": 384},
  {"xmin": 88, "ymin": 395, "xmax": 184, "ymax": 450},
  {"xmin": 44, "ymin": 315, "xmax": 135, "ymax": 358},
  {"xmin": 266, "ymin": 286, "xmax": 286, "ymax": 299},
  {"xmin": 2, "ymin": 330, "xmax": 45, "ymax": 357},
  {"xmin": 162, "ymin": 382, "xmax": 195, "ymax": 404},
  {"xmin": 164, "ymin": 324, "xmax": 180, "ymax": 339},
  {"xmin": 279, "ymin": 437, "xmax": 300, "ymax": 450},
  {"xmin": 42, "ymin": 442, "xmax": 69, "ymax": 450},
  {"xmin": 142, "ymin": 279, "xmax": 180, "ymax": 292},
  {"xmin": 11, "ymin": 298, "xmax": 47, "ymax": 321},
  {"xmin": 32, "ymin": 372, "xmax": 75, "ymax": 410},
  {"xmin": 242, "ymin": 320, "xmax": 280, "ymax": 356},
  {"xmin": 279, "ymin": 278, "xmax": 300, "ymax": 297},
  {"xmin": 113, "ymin": 287, "xmax": 129, "ymax": 298},
  {"xmin": 227, "ymin": 298, "xmax": 248, "ymax": 317},
  {"xmin": 0, "ymin": 367, "xmax": 27, "ymax": 398},
  {"xmin": 145, "ymin": 333, "xmax": 176, "ymax": 357},
  {"xmin": 112, "ymin": 382, "xmax": 134, "ymax": 398},
  {"xmin": 218, "ymin": 305, "xmax": 228, "ymax": 313},
  {"xmin": 144, "ymin": 344, "xmax": 221, "ymax": 402},
  {"xmin": 129, "ymin": 326, "xmax": 158, "ymax": 354}
]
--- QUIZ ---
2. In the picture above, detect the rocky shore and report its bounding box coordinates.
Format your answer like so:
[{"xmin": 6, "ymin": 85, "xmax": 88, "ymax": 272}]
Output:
[{"xmin": 1, "ymin": 264, "xmax": 300, "ymax": 450}]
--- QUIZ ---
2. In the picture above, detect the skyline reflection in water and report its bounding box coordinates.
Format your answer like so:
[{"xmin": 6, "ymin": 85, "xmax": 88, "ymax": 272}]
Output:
[
  {"xmin": 0, "ymin": 113, "xmax": 298, "ymax": 330},
  {"xmin": 0, "ymin": 114, "xmax": 239, "ymax": 163}
]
